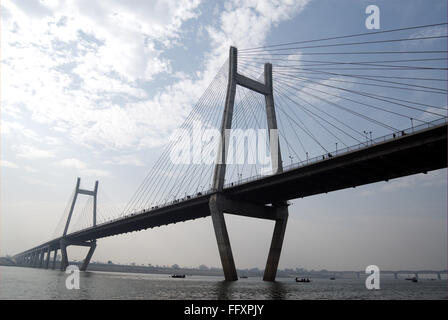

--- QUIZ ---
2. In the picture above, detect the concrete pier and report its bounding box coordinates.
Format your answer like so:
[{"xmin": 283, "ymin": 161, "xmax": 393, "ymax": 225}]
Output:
[
  {"xmin": 263, "ymin": 206, "xmax": 289, "ymax": 281},
  {"xmin": 38, "ymin": 249, "xmax": 44, "ymax": 268},
  {"xmin": 209, "ymin": 195, "xmax": 238, "ymax": 281},
  {"xmin": 45, "ymin": 247, "xmax": 51, "ymax": 269},
  {"xmin": 60, "ymin": 239, "xmax": 69, "ymax": 271},
  {"xmin": 210, "ymin": 47, "xmax": 289, "ymax": 282},
  {"xmin": 80, "ymin": 241, "xmax": 97, "ymax": 271},
  {"xmin": 52, "ymin": 249, "xmax": 58, "ymax": 270}
]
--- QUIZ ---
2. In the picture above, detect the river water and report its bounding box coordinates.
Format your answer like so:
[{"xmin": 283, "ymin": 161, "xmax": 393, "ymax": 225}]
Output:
[{"xmin": 0, "ymin": 266, "xmax": 446, "ymax": 300}]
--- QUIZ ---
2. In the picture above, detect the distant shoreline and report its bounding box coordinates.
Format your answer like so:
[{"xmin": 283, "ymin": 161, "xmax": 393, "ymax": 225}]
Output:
[{"xmin": 1, "ymin": 257, "xmax": 445, "ymax": 279}]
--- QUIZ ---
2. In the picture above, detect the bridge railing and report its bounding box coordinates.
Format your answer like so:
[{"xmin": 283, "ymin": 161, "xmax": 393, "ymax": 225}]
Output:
[
  {"xmin": 88, "ymin": 187, "xmax": 217, "ymax": 230},
  {"xmin": 73, "ymin": 117, "xmax": 447, "ymax": 232},
  {"xmin": 224, "ymin": 117, "xmax": 448, "ymax": 188}
]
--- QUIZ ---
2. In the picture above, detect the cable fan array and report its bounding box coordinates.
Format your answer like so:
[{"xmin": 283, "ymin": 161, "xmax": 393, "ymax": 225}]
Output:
[
  {"xmin": 54, "ymin": 23, "xmax": 448, "ymax": 232},
  {"xmin": 237, "ymin": 22, "xmax": 447, "ymax": 166}
]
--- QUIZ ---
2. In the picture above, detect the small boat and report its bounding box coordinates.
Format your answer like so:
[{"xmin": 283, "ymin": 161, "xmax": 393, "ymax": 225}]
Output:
[
  {"xmin": 295, "ymin": 277, "xmax": 311, "ymax": 283},
  {"xmin": 240, "ymin": 275, "xmax": 248, "ymax": 279},
  {"xmin": 330, "ymin": 276, "xmax": 336, "ymax": 280},
  {"xmin": 171, "ymin": 274, "xmax": 186, "ymax": 278},
  {"xmin": 405, "ymin": 276, "xmax": 418, "ymax": 282}
]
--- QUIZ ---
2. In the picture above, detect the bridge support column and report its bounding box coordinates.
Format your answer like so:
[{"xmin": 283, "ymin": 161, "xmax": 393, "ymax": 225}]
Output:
[
  {"xmin": 35, "ymin": 251, "xmax": 40, "ymax": 267},
  {"xmin": 59, "ymin": 239, "xmax": 97, "ymax": 272},
  {"xmin": 38, "ymin": 249, "xmax": 44, "ymax": 268},
  {"xmin": 80, "ymin": 241, "xmax": 96, "ymax": 271},
  {"xmin": 209, "ymin": 194, "xmax": 288, "ymax": 281},
  {"xmin": 45, "ymin": 247, "xmax": 51, "ymax": 269},
  {"xmin": 437, "ymin": 273, "xmax": 441, "ymax": 280},
  {"xmin": 58, "ymin": 177, "xmax": 98, "ymax": 272},
  {"xmin": 60, "ymin": 240, "xmax": 69, "ymax": 271},
  {"xmin": 31, "ymin": 252, "xmax": 35, "ymax": 267},
  {"xmin": 209, "ymin": 46, "xmax": 238, "ymax": 282},
  {"xmin": 394, "ymin": 272, "xmax": 398, "ymax": 279},
  {"xmin": 52, "ymin": 249, "xmax": 58, "ymax": 270},
  {"xmin": 210, "ymin": 46, "xmax": 289, "ymax": 282},
  {"xmin": 209, "ymin": 195, "xmax": 238, "ymax": 281},
  {"xmin": 263, "ymin": 205, "xmax": 288, "ymax": 281}
]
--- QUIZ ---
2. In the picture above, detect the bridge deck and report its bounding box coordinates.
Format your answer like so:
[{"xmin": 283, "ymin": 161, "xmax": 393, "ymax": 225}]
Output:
[
  {"xmin": 225, "ymin": 121, "xmax": 447, "ymax": 203},
  {"xmin": 17, "ymin": 121, "xmax": 447, "ymax": 254}
]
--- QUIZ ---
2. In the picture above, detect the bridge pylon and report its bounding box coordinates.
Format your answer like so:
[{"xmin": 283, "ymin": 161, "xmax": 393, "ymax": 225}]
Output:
[
  {"xmin": 210, "ymin": 46, "xmax": 289, "ymax": 282},
  {"xmin": 59, "ymin": 177, "xmax": 98, "ymax": 271}
]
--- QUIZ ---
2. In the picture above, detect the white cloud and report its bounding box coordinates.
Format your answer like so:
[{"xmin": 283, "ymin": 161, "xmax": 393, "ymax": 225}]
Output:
[
  {"xmin": 24, "ymin": 165, "xmax": 37, "ymax": 173},
  {"xmin": 106, "ymin": 155, "xmax": 145, "ymax": 167},
  {"xmin": 80, "ymin": 168, "xmax": 111, "ymax": 177},
  {"xmin": 20, "ymin": 176, "xmax": 55, "ymax": 187},
  {"xmin": 407, "ymin": 25, "xmax": 447, "ymax": 46},
  {"xmin": 206, "ymin": 0, "xmax": 310, "ymax": 56},
  {"xmin": 55, "ymin": 158, "xmax": 111, "ymax": 177},
  {"xmin": 14, "ymin": 145, "xmax": 56, "ymax": 159},
  {"xmin": 56, "ymin": 158, "xmax": 87, "ymax": 169},
  {"xmin": 1, "ymin": 0, "xmax": 203, "ymax": 152},
  {"xmin": 1, "ymin": 121, "xmax": 23, "ymax": 136},
  {"xmin": 1, "ymin": 0, "xmax": 311, "ymax": 155},
  {"xmin": 44, "ymin": 136, "xmax": 63, "ymax": 146},
  {"xmin": 1, "ymin": 159, "xmax": 19, "ymax": 168},
  {"xmin": 1, "ymin": 120, "xmax": 56, "ymax": 143}
]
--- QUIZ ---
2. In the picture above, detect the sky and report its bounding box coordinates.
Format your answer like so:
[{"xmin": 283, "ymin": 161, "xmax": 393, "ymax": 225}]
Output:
[{"xmin": 1, "ymin": 0, "xmax": 447, "ymax": 271}]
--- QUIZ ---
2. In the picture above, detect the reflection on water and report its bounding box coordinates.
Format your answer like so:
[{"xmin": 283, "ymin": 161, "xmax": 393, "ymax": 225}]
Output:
[
  {"xmin": 0, "ymin": 266, "xmax": 446, "ymax": 300},
  {"xmin": 214, "ymin": 280, "xmax": 286, "ymax": 300},
  {"xmin": 215, "ymin": 281, "xmax": 232, "ymax": 300},
  {"xmin": 268, "ymin": 282, "xmax": 287, "ymax": 300}
]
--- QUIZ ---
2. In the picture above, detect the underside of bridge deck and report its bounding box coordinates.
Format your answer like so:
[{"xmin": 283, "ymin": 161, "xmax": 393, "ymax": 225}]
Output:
[{"xmin": 225, "ymin": 123, "xmax": 447, "ymax": 204}]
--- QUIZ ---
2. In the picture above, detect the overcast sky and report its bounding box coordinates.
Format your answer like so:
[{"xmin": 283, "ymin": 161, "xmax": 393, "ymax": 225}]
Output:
[{"xmin": 1, "ymin": 0, "xmax": 446, "ymax": 271}]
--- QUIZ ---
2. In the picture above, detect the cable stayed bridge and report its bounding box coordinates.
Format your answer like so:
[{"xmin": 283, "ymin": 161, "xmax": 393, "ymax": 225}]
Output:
[{"xmin": 13, "ymin": 23, "xmax": 447, "ymax": 281}]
